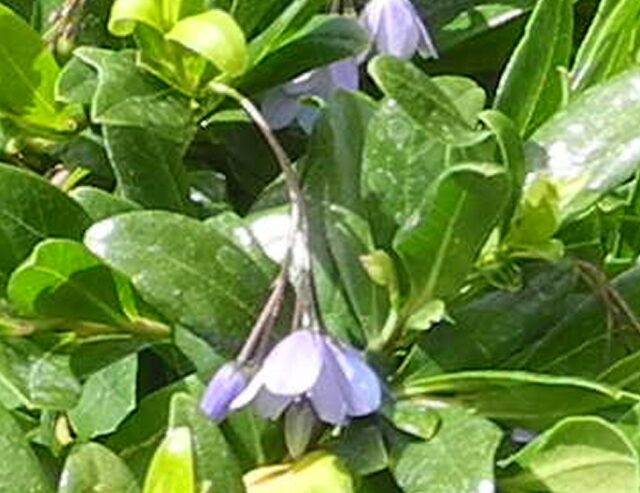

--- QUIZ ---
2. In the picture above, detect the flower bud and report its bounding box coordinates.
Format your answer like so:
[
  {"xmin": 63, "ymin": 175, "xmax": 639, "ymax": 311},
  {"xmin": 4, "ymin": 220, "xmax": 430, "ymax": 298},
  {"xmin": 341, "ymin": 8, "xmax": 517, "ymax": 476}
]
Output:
[{"xmin": 200, "ymin": 362, "xmax": 248, "ymax": 422}]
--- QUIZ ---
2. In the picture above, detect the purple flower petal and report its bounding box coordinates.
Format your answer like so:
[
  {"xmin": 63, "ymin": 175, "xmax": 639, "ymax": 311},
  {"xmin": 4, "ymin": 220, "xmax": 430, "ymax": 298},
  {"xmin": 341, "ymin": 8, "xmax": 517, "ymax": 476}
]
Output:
[
  {"xmin": 261, "ymin": 330, "xmax": 324, "ymax": 395},
  {"xmin": 328, "ymin": 342, "xmax": 382, "ymax": 417},
  {"xmin": 308, "ymin": 342, "xmax": 350, "ymax": 425},
  {"xmin": 262, "ymin": 88, "xmax": 302, "ymax": 130},
  {"xmin": 252, "ymin": 388, "xmax": 293, "ymax": 419},
  {"xmin": 377, "ymin": 0, "xmax": 420, "ymax": 59},
  {"xmin": 229, "ymin": 367, "xmax": 265, "ymax": 410},
  {"xmin": 416, "ymin": 18, "xmax": 439, "ymax": 59},
  {"xmin": 329, "ymin": 59, "xmax": 360, "ymax": 92},
  {"xmin": 360, "ymin": 0, "xmax": 437, "ymax": 60},
  {"xmin": 200, "ymin": 362, "xmax": 248, "ymax": 422}
]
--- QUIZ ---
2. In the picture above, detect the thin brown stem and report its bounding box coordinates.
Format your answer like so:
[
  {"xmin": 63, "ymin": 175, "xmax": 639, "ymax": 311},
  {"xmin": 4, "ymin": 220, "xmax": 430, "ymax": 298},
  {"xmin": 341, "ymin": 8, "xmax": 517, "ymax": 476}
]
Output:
[{"xmin": 208, "ymin": 82, "xmax": 323, "ymax": 332}]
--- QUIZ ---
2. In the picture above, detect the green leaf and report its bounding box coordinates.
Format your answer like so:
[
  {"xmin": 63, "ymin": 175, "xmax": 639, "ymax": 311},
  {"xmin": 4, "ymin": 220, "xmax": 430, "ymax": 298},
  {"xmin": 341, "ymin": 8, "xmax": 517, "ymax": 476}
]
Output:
[
  {"xmin": 7, "ymin": 239, "xmax": 166, "ymax": 336},
  {"xmin": 385, "ymin": 400, "xmax": 440, "ymax": 441},
  {"xmin": 221, "ymin": 409, "xmax": 285, "ymax": 470},
  {"xmin": 415, "ymin": 263, "xmax": 579, "ymax": 372},
  {"xmin": 600, "ymin": 350, "xmax": 640, "ymax": 394},
  {"xmin": 0, "ymin": 164, "xmax": 91, "ymax": 290},
  {"xmin": 59, "ymin": 442, "xmax": 140, "ymax": 493},
  {"xmin": 330, "ymin": 423, "xmax": 388, "ymax": 476},
  {"xmin": 0, "ymin": 404, "xmax": 53, "ymax": 492},
  {"xmin": 244, "ymin": 451, "xmax": 354, "ymax": 493},
  {"xmin": 143, "ymin": 426, "xmax": 195, "ymax": 493},
  {"xmin": 231, "ymin": 0, "xmax": 290, "ymax": 38},
  {"xmin": 526, "ymin": 66, "xmax": 640, "ymax": 220},
  {"xmin": 84, "ymin": 211, "xmax": 276, "ymax": 353},
  {"xmin": 415, "ymin": 0, "xmax": 536, "ymax": 50},
  {"xmin": 0, "ymin": 3, "xmax": 79, "ymax": 131},
  {"xmin": 106, "ymin": 378, "xmax": 200, "ymax": 481},
  {"xmin": 0, "ymin": 337, "xmax": 81, "ymax": 410},
  {"xmin": 103, "ymin": 126, "xmax": 192, "ymax": 212},
  {"xmin": 500, "ymin": 416, "xmax": 640, "ymax": 493},
  {"xmin": 390, "ymin": 407, "xmax": 501, "ymax": 493},
  {"xmin": 368, "ymin": 56, "xmax": 488, "ymax": 146},
  {"xmin": 239, "ymin": 15, "xmax": 367, "ymax": 93},
  {"xmin": 56, "ymin": 56, "xmax": 99, "ymax": 106},
  {"xmin": 513, "ymin": 265, "xmax": 640, "ymax": 378},
  {"xmin": 363, "ymin": 100, "xmax": 447, "ymax": 245},
  {"xmin": 399, "ymin": 370, "xmax": 639, "ymax": 430},
  {"xmin": 245, "ymin": 0, "xmax": 323, "ymax": 64},
  {"xmin": 571, "ymin": 0, "xmax": 640, "ymax": 92},
  {"xmin": 73, "ymin": 48, "xmax": 194, "ymax": 138},
  {"xmin": 108, "ymin": 0, "xmax": 204, "ymax": 35},
  {"xmin": 494, "ymin": 0, "xmax": 573, "ymax": 136},
  {"xmin": 169, "ymin": 393, "xmax": 245, "ymax": 493},
  {"xmin": 68, "ymin": 355, "xmax": 137, "ymax": 440},
  {"xmin": 394, "ymin": 163, "xmax": 509, "ymax": 306},
  {"xmin": 70, "ymin": 186, "xmax": 141, "ymax": 222},
  {"xmin": 72, "ymin": 48, "xmax": 195, "ymax": 211},
  {"xmin": 478, "ymin": 110, "xmax": 526, "ymax": 235},
  {"xmin": 302, "ymin": 91, "xmax": 379, "ymax": 342},
  {"xmin": 166, "ymin": 9, "xmax": 248, "ymax": 76}
]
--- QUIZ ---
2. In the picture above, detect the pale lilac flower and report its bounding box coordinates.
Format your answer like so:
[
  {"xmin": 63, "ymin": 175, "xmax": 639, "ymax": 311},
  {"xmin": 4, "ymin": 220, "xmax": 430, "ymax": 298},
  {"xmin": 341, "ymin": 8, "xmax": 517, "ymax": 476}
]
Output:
[
  {"xmin": 360, "ymin": 0, "xmax": 438, "ymax": 60},
  {"xmin": 200, "ymin": 362, "xmax": 248, "ymax": 422},
  {"xmin": 230, "ymin": 329, "xmax": 382, "ymax": 425},
  {"xmin": 261, "ymin": 58, "xmax": 359, "ymax": 133}
]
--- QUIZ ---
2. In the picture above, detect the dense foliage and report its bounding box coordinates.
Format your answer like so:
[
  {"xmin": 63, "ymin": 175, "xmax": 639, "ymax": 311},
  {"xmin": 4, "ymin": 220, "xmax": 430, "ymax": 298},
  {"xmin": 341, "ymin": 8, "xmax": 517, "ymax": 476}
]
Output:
[{"xmin": 1, "ymin": 0, "xmax": 640, "ymax": 492}]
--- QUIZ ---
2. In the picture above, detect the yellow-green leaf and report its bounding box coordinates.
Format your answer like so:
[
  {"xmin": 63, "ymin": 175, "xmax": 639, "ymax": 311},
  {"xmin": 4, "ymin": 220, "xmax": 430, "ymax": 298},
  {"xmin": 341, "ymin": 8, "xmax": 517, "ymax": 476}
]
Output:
[
  {"xmin": 166, "ymin": 10, "xmax": 249, "ymax": 77},
  {"xmin": 142, "ymin": 427, "xmax": 195, "ymax": 493},
  {"xmin": 245, "ymin": 451, "xmax": 355, "ymax": 493}
]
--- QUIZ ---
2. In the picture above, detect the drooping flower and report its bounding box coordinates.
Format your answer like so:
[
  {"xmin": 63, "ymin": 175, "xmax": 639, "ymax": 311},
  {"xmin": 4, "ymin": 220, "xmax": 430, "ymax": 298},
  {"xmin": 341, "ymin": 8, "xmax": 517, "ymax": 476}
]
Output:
[
  {"xmin": 359, "ymin": 0, "xmax": 438, "ymax": 60},
  {"xmin": 230, "ymin": 329, "xmax": 382, "ymax": 425},
  {"xmin": 261, "ymin": 58, "xmax": 359, "ymax": 133},
  {"xmin": 200, "ymin": 362, "xmax": 248, "ymax": 422}
]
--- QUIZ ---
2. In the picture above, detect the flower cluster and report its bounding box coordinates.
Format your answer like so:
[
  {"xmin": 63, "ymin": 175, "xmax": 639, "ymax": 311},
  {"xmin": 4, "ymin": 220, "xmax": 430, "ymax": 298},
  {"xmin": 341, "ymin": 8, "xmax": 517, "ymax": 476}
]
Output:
[
  {"xmin": 201, "ymin": 329, "xmax": 382, "ymax": 426},
  {"xmin": 262, "ymin": 0, "xmax": 437, "ymax": 131}
]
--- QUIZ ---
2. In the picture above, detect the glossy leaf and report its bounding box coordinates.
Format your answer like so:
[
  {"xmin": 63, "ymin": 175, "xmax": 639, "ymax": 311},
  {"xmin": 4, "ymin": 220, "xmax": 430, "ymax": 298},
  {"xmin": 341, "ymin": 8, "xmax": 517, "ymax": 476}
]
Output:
[
  {"xmin": 0, "ymin": 164, "xmax": 91, "ymax": 290},
  {"xmin": 526, "ymin": 66, "xmax": 640, "ymax": 220},
  {"xmin": 415, "ymin": 0, "xmax": 538, "ymax": 50},
  {"xmin": 394, "ymin": 163, "xmax": 509, "ymax": 306},
  {"xmin": 142, "ymin": 426, "xmax": 195, "ymax": 493},
  {"xmin": 571, "ymin": 0, "xmax": 640, "ymax": 92},
  {"xmin": 246, "ymin": 0, "xmax": 324, "ymax": 64},
  {"xmin": 166, "ymin": 9, "xmax": 248, "ymax": 76},
  {"xmin": 68, "ymin": 355, "xmax": 138, "ymax": 440},
  {"xmin": 244, "ymin": 451, "xmax": 355, "ymax": 493},
  {"xmin": 0, "ymin": 404, "xmax": 53, "ymax": 493},
  {"xmin": 169, "ymin": 393, "xmax": 244, "ymax": 493},
  {"xmin": 8, "ymin": 240, "xmax": 141, "ymax": 331},
  {"xmin": 0, "ymin": 337, "xmax": 81, "ymax": 410},
  {"xmin": 368, "ymin": 56, "xmax": 488, "ymax": 146},
  {"xmin": 73, "ymin": 48, "xmax": 194, "ymax": 211},
  {"xmin": 415, "ymin": 263, "xmax": 579, "ymax": 372},
  {"xmin": 84, "ymin": 211, "xmax": 275, "ymax": 353},
  {"xmin": 106, "ymin": 378, "xmax": 200, "ymax": 480},
  {"xmin": 70, "ymin": 186, "xmax": 141, "ymax": 222},
  {"xmin": 479, "ymin": 110, "xmax": 526, "ymax": 235},
  {"xmin": 58, "ymin": 442, "xmax": 140, "ymax": 493},
  {"xmin": 391, "ymin": 407, "xmax": 501, "ymax": 493},
  {"xmin": 500, "ymin": 416, "xmax": 639, "ymax": 493},
  {"xmin": 513, "ymin": 265, "xmax": 640, "ymax": 378},
  {"xmin": 0, "ymin": 3, "xmax": 79, "ymax": 131},
  {"xmin": 108, "ymin": 0, "xmax": 204, "ymax": 35},
  {"xmin": 494, "ymin": 0, "xmax": 573, "ymax": 136},
  {"xmin": 302, "ymin": 91, "xmax": 379, "ymax": 342},
  {"xmin": 363, "ymin": 100, "xmax": 447, "ymax": 245},
  {"xmin": 399, "ymin": 370, "xmax": 639, "ymax": 430},
  {"xmin": 239, "ymin": 15, "xmax": 367, "ymax": 93}
]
